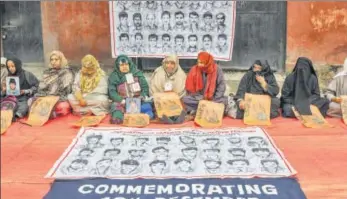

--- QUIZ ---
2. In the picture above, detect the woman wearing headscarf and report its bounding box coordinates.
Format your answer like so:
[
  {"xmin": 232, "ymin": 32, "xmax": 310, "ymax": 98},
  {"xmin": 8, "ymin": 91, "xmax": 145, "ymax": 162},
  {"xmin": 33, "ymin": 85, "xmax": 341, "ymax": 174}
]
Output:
[
  {"xmin": 0, "ymin": 58, "xmax": 39, "ymax": 118},
  {"xmin": 183, "ymin": 51, "xmax": 227, "ymax": 116},
  {"xmin": 150, "ymin": 55, "xmax": 187, "ymax": 124},
  {"xmin": 28, "ymin": 51, "xmax": 74, "ymax": 118},
  {"xmin": 150, "ymin": 55, "xmax": 186, "ymax": 98},
  {"xmin": 67, "ymin": 54, "xmax": 109, "ymax": 116},
  {"xmin": 233, "ymin": 60, "xmax": 280, "ymax": 119},
  {"xmin": 325, "ymin": 57, "xmax": 347, "ymax": 118},
  {"xmin": 281, "ymin": 57, "xmax": 329, "ymax": 117},
  {"xmin": 108, "ymin": 55, "xmax": 153, "ymax": 124}
]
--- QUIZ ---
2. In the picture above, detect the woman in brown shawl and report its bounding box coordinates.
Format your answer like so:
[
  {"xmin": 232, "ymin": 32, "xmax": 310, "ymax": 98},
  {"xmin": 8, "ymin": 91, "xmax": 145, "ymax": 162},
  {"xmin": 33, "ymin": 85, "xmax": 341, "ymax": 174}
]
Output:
[{"xmin": 29, "ymin": 51, "xmax": 74, "ymax": 118}]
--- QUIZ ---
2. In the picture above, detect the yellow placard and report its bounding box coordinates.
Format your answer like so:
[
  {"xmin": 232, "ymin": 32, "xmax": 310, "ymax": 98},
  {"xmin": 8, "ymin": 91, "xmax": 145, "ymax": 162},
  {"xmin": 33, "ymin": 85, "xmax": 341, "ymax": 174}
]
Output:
[
  {"xmin": 153, "ymin": 92, "xmax": 183, "ymax": 118},
  {"xmin": 340, "ymin": 95, "xmax": 347, "ymax": 125},
  {"xmin": 123, "ymin": 113, "xmax": 150, "ymax": 127},
  {"xmin": 293, "ymin": 105, "xmax": 333, "ymax": 128},
  {"xmin": 243, "ymin": 93, "xmax": 271, "ymax": 126},
  {"xmin": 71, "ymin": 115, "xmax": 106, "ymax": 127},
  {"xmin": 25, "ymin": 96, "xmax": 59, "ymax": 126},
  {"xmin": 1, "ymin": 110, "xmax": 13, "ymax": 135},
  {"xmin": 194, "ymin": 100, "xmax": 224, "ymax": 128}
]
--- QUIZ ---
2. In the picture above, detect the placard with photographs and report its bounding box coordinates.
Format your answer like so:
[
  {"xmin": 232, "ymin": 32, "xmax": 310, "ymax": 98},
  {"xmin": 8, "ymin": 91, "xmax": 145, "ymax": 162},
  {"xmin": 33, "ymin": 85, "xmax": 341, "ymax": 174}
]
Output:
[
  {"xmin": 109, "ymin": 1, "xmax": 236, "ymax": 61},
  {"xmin": 46, "ymin": 127, "xmax": 296, "ymax": 179}
]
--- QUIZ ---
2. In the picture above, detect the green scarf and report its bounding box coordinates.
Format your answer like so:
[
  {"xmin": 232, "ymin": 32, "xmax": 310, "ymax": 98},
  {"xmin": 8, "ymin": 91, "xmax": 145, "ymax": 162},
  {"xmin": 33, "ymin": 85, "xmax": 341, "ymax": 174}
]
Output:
[{"xmin": 108, "ymin": 55, "xmax": 149, "ymax": 102}]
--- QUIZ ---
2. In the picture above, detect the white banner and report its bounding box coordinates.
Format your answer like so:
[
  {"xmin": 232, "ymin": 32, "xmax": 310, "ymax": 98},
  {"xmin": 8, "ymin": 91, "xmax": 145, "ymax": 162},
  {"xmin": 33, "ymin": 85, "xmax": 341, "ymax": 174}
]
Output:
[
  {"xmin": 46, "ymin": 127, "xmax": 296, "ymax": 179},
  {"xmin": 109, "ymin": 1, "xmax": 236, "ymax": 61}
]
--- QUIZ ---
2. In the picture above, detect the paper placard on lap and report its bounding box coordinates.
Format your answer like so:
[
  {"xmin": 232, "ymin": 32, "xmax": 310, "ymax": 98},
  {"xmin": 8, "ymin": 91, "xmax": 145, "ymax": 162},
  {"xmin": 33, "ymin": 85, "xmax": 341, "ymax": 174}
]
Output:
[
  {"xmin": 195, "ymin": 100, "xmax": 224, "ymax": 128},
  {"xmin": 125, "ymin": 73, "xmax": 134, "ymax": 84},
  {"xmin": 71, "ymin": 115, "xmax": 105, "ymax": 127},
  {"xmin": 1, "ymin": 110, "xmax": 13, "ymax": 135},
  {"xmin": 25, "ymin": 96, "xmax": 59, "ymax": 126},
  {"xmin": 293, "ymin": 105, "xmax": 333, "ymax": 128},
  {"xmin": 123, "ymin": 113, "xmax": 150, "ymax": 127},
  {"xmin": 243, "ymin": 93, "xmax": 271, "ymax": 126},
  {"xmin": 340, "ymin": 95, "xmax": 347, "ymax": 125},
  {"xmin": 153, "ymin": 92, "xmax": 183, "ymax": 118}
]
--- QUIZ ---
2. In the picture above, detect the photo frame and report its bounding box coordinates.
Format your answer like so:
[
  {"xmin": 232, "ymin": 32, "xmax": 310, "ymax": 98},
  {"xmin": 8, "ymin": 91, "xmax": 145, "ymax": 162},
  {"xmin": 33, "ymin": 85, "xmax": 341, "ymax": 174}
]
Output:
[
  {"xmin": 6, "ymin": 77, "xmax": 20, "ymax": 96},
  {"xmin": 126, "ymin": 98, "xmax": 141, "ymax": 114}
]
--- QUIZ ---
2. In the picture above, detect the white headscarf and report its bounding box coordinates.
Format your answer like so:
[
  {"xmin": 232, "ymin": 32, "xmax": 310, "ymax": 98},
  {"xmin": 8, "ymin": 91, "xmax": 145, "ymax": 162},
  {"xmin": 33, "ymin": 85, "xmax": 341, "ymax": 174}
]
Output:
[{"xmin": 334, "ymin": 57, "xmax": 347, "ymax": 78}]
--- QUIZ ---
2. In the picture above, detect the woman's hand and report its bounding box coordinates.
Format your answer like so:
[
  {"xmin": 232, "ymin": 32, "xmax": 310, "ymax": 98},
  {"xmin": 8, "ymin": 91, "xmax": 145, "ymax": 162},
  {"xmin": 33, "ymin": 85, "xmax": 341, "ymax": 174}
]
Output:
[
  {"xmin": 239, "ymin": 100, "xmax": 245, "ymax": 110},
  {"xmin": 332, "ymin": 97, "xmax": 342, "ymax": 104}
]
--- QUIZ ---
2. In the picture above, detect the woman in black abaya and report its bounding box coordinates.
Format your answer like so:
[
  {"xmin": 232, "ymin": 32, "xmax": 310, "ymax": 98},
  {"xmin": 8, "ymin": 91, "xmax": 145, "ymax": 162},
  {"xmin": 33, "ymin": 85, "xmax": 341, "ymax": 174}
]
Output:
[
  {"xmin": 280, "ymin": 57, "xmax": 329, "ymax": 117},
  {"xmin": 233, "ymin": 60, "xmax": 280, "ymax": 119}
]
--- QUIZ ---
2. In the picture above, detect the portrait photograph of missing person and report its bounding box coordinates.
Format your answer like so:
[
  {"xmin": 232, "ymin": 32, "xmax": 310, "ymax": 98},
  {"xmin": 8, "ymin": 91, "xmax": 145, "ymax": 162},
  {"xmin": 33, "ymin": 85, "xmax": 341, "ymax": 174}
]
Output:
[
  {"xmin": 6, "ymin": 77, "xmax": 20, "ymax": 96},
  {"xmin": 110, "ymin": 1, "xmax": 236, "ymax": 60}
]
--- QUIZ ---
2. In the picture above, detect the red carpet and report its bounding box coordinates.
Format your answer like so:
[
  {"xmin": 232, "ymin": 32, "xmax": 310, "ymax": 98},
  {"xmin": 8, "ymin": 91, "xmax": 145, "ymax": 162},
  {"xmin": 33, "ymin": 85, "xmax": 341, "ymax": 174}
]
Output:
[{"xmin": 1, "ymin": 115, "xmax": 347, "ymax": 199}]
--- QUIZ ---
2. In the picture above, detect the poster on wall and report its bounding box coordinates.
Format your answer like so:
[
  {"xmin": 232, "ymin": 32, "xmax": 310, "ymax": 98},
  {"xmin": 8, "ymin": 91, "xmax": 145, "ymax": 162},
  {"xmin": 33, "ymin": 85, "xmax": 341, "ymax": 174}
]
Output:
[{"xmin": 109, "ymin": 1, "xmax": 236, "ymax": 61}]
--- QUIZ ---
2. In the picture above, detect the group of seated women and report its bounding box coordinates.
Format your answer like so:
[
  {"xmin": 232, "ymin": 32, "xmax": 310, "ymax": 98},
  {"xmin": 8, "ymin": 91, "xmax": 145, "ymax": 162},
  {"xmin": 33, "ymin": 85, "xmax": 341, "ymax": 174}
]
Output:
[{"xmin": 0, "ymin": 51, "xmax": 346, "ymax": 125}]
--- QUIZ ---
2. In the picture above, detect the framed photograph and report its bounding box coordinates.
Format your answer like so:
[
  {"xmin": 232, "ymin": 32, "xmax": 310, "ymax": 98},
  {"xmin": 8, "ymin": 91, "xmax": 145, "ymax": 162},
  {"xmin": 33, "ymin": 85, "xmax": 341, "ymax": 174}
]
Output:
[
  {"xmin": 6, "ymin": 77, "xmax": 20, "ymax": 96},
  {"xmin": 126, "ymin": 98, "xmax": 141, "ymax": 114}
]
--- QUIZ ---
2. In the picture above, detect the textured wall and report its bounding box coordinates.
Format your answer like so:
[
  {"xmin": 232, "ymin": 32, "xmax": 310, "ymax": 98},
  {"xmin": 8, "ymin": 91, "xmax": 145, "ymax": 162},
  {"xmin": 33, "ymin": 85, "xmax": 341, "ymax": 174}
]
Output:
[
  {"xmin": 286, "ymin": 1, "xmax": 347, "ymax": 68},
  {"xmin": 41, "ymin": 2, "xmax": 111, "ymax": 66}
]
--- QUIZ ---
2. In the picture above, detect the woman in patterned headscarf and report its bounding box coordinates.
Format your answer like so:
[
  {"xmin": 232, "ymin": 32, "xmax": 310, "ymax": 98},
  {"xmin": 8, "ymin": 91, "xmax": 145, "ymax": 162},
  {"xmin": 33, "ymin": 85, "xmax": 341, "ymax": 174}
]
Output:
[
  {"xmin": 108, "ymin": 55, "xmax": 153, "ymax": 124},
  {"xmin": 28, "ymin": 50, "xmax": 74, "ymax": 118},
  {"xmin": 67, "ymin": 54, "xmax": 109, "ymax": 116}
]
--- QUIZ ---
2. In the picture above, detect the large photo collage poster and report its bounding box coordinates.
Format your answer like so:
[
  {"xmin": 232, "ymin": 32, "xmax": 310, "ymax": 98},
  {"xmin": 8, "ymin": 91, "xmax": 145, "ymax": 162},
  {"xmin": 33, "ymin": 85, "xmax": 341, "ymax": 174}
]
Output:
[{"xmin": 109, "ymin": 1, "xmax": 236, "ymax": 61}]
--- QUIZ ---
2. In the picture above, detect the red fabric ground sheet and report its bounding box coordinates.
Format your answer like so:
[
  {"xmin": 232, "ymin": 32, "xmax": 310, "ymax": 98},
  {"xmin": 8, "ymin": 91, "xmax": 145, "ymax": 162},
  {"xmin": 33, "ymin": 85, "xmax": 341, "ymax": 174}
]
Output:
[{"xmin": 1, "ymin": 115, "xmax": 347, "ymax": 199}]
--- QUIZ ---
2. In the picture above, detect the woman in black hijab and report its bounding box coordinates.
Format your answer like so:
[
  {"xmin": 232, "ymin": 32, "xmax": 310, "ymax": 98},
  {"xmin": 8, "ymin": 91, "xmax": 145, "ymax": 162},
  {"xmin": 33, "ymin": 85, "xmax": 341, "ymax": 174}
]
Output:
[
  {"xmin": 1, "ymin": 57, "xmax": 39, "ymax": 118},
  {"xmin": 281, "ymin": 57, "xmax": 329, "ymax": 117},
  {"xmin": 233, "ymin": 60, "xmax": 280, "ymax": 119}
]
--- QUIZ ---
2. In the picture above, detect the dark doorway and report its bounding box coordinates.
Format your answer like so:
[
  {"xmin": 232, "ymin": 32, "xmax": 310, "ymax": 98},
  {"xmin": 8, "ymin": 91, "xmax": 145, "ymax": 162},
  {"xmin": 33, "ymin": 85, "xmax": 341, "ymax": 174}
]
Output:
[{"xmin": 1, "ymin": 1, "xmax": 44, "ymax": 63}]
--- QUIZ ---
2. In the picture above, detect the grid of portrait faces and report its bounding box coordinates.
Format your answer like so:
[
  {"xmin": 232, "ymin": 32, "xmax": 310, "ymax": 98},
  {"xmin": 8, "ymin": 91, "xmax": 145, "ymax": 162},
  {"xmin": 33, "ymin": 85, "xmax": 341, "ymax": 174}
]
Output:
[
  {"xmin": 48, "ymin": 127, "xmax": 296, "ymax": 178},
  {"xmin": 110, "ymin": 1, "xmax": 236, "ymax": 60}
]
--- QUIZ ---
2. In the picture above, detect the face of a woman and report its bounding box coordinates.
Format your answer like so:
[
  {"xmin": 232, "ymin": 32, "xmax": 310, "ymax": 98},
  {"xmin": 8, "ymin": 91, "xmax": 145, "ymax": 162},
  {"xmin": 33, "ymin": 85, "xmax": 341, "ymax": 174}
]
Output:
[
  {"xmin": 119, "ymin": 62, "xmax": 130, "ymax": 73},
  {"xmin": 7, "ymin": 61, "xmax": 16, "ymax": 74},
  {"xmin": 165, "ymin": 61, "xmax": 176, "ymax": 74},
  {"xmin": 82, "ymin": 62, "xmax": 96, "ymax": 77},
  {"xmin": 50, "ymin": 55, "xmax": 61, "ymax": 69}
]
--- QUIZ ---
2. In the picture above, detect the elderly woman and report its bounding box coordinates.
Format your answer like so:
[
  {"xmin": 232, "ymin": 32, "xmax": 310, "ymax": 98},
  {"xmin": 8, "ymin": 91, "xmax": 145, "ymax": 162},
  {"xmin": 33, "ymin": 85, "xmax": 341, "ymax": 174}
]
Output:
[
  {"xmin": 150, "ymin": 55, "xmax": 187, "ymax": 124},
  {"xmin": 28, "ymin": 51, "xmax": 74, "ymax": 118},
  {"xmin": 325, "ymin": 58, "xmax": 347, "ymax": 117},
  {"xmin": 108, "ymin": 55, "xmax": 153, "ymax": 124},
  {"xmin": 233, "ymin": 60, "xmax": 280, "ymax": 119},
  {"xmin": 1, "ymin": 58, "xmax": 39, "ymax": 118},
  {"xmin": 183, "ymin": 51, "xmax": 227, "ymax": 116},
  {"xmin": 281, "ymin": 57, "xmax": 329, "ymax": 118},
  {"xmin": 67, "ymin": 54, "xmax": 109, "ymax": 116},
  {"xmin": 150, "ymin": 55, "xmax": 186, "ymax": 98}
]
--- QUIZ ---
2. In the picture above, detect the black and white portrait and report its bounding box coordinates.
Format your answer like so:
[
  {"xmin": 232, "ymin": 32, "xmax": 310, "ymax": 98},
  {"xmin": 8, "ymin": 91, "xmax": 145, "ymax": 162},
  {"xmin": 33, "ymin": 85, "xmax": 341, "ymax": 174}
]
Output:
[
  {"xmin": 128, "ymin": 149, "xmax": 146, "ymax": 160},
  {"xmin": 152, "ymin": 146, "xmax": 169, "ymax": 161},
  {"xmin": 227, "ymin": 133, "xmax": 243, "ymax": 147},
  {"xmin": 103, "ymin": 148, "xmax": 121, "ymax": 160},
  {"xmin": 60, "ymin": 159, "xmax": 89, "ymax": 175},
  {"xmin": 160, "ymin": 11, "xmax": 172, "ymax": 32},
  {"xmin": 228, "ymin": 148, "xmax": 247, "ymax": 158},
  {"xmin": 227, "ymin": 159, "xmax": 251, "ymax": 173},
  {"xmin": 202, "ymin": 138, "xmax": 220, "ymax": 148},
  {"xmin": 156, "ymin": 136, "xmax": 171, "ymax": 145},
  {"xmin": 78, "ymin": 148, "xmax": 95, "ymax": 159},
  {"xmin": 187, "ymin": 34, "xmax": 198, "ymax": 53},
  {"xmin": 133, "ymin": 137, "xmax": 150, "ymax": 147},
  {"xmin": 181, "ymin": 147, "xmax": 198, "ymax": 160},
  {"xmin": 120, "ymin": 159, "xmax": 140, "ymax": 175},
  {"xmin": 161, "ymin": 34, "xmax": 173, "ymax": 53},
  {"xmin": 204, "ymin": 159, "xmax": 222, "ymax": 174},
  {"xmin": 247, "ymin": 136, "xmax": 268, "ymax": 148},
  {"xmin": 174, "ymin": 35, "xmax": 185, "ymax": 54},
  {"xmin": 83, "ymin": 134, "xmax": 104, "ymax": 149},
  {"xmin": 118, "ymin": 33, "xmax": 132, "ymax": 54},
  {"xmin": 261, "ymin": 159, "xmax": 284, "ymax": 174},
  {"xmin": 174, "ymin": 158, "xmax": 194, "ymax": 173},
  {"xmin": 202, "ymin": 148, "xmax": 220, "ymax": 161},
  {"xmin": 188, "ymin": 12, "xmax": 200, "ymax": 32},
  {"xmin": 110, "ymin": 137, "xmax": 124, "ymax": 148},
  {"xmin": 179, "ymin": 135, "xmax": 196, "ymax": 147},
  {"xmin": 132, "ymin": 33, "xmax": 146, "ymax": 54},
  {"xmin": 117, "ymin": 11, "xmax": 130, "ymax": 33},
  {"xmin": 147, "ymin": 34, "xmax": 160, "ymax": 54},
  {"xmin": 90, "ymin": 158, "xmax": 113, "ymax": 175},
  {"xmin": 149, "ymin": 160, "xmax": 167, "ymax": 175}
]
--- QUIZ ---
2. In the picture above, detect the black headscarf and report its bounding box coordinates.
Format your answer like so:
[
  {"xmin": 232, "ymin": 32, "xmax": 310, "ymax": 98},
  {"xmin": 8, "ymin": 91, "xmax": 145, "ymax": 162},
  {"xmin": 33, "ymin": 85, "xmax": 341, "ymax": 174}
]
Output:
[
  {"xmin": 6, "ymin": 57, "xmax": 30, "ymax": 90},
  {"xmin": 291, "ymin": 57, "xmax": 317, "ymax": 115},
  {"xmin": 235, "ymin": 60, "xmax": 278, "ymax": 101}
]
